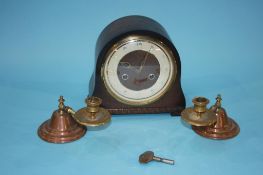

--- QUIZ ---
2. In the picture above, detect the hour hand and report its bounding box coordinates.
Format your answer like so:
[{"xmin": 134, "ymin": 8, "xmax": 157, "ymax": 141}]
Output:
[{"xmin": 137, "ymin": 47, "xmax": 153, "ymax": 73}]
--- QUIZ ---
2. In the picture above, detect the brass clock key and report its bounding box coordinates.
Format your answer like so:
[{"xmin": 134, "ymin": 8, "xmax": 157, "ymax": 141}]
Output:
[{"xmin": 139, "ymin": 151, "xmax": 174, "ymax": 165}]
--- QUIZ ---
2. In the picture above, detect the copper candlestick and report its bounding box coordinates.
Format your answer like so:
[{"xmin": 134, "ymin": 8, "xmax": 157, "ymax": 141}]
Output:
[
  {"xmin": 38, "ymin": 96, "xmax": 87, "ymax": 143},
  {"xmin": 192, "ymin": 95, "xmax": 240, "ymax": 139}
]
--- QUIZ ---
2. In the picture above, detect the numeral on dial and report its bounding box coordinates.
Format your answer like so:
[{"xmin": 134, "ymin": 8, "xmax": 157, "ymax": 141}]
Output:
[{"xmin": 137, "ymin": 42, "xmax": 142, "ymax": 46}]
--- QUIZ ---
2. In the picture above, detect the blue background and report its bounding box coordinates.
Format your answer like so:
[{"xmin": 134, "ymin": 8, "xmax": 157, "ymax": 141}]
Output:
[{"xmin": 0, "ymin": 0, "xmax": 263, "ymax": 174}]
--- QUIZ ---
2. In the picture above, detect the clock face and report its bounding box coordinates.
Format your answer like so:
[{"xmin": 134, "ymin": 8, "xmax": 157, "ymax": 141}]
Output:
[{"xmin": 102, "ymin": 36, "xmax": 176, "ymax": 105}]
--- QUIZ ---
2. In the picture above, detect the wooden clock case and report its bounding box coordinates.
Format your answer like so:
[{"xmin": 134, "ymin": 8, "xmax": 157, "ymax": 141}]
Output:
[{"xmin": 89, "ymin": 15, "xmax": 185, "ymax": 116}]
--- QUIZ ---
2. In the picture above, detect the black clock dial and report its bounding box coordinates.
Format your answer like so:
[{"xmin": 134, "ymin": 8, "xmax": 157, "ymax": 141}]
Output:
[{"xmin": 117, "ymin": 50, "xmax": 160, "ymax": 91}]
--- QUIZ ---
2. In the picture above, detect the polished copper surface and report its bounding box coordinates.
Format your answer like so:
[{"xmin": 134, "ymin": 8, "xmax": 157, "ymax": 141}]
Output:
[
  {"xmin": 38, "ymin": 96, "xmax": 86, "ymax": 143},
  {"xmin": 192, "ymin": 95, "xmax": 240, "ymax": 139},
  {"xmin": 139, "ymin": 151, "xmax": 174, "ymax": 165},
  {"xmin": 181, "ymin": 97, "xmax": 217, "ymax": 126},
  {"xmin": 72, "ymin": 96, "xmax": 111, "ymax": 127}
]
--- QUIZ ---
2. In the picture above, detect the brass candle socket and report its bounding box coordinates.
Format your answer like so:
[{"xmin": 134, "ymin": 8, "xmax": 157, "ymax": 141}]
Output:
[
  {"xmin": 86, "ymin": 97, "xmax": 102, "ymax": 114},
  {"xmin": 193, "ymin": 97, "xmax": 209, "ymax": 113},
  {"xmin": 66, "ymin": 96, "xmax": 111, "ymax": 127},
  {"xmin": 181, "ymin": 97, "xmax": 217, "ymax": 126}
]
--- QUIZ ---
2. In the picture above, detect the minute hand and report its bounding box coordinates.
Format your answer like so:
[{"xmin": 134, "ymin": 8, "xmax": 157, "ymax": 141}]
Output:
[{"xmin": 138, "ymin": 47, "xmax": 153, "ymax": 73}]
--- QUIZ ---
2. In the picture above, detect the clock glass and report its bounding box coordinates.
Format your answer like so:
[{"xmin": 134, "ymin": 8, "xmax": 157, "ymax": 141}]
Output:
[{"xmin": 102, "ymin": 35, "xmax": 176, "ymax": 105}]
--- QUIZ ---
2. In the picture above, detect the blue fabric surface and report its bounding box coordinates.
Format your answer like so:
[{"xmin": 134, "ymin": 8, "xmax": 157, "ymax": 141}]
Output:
[{"xmin": 0, "ymin": 0, "xmax": 263, "ymax": 174}]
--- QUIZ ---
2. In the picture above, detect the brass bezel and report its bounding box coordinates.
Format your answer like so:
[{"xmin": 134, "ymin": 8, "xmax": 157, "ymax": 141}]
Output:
[{"xmin": 101, "ymin": 35, "xmax": 177, "ymax": 106}]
